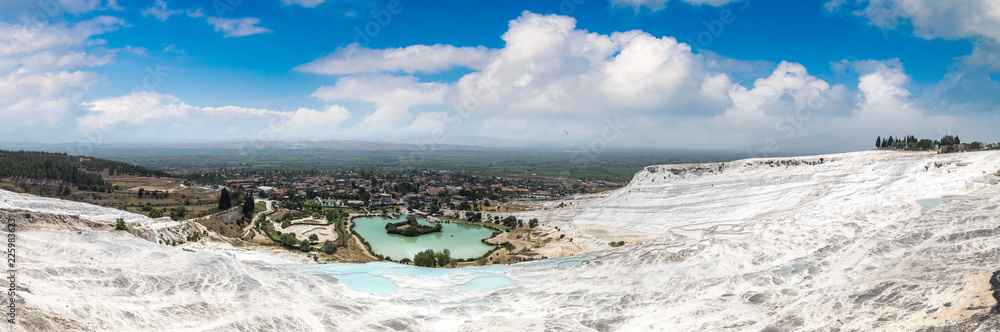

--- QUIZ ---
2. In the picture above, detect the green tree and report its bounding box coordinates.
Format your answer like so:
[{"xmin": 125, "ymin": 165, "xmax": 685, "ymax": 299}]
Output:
[
  {"xmin": 321, "ymin": 240, "xmax": 337, "ymax": 255},
  {"xmin": 242, "ymin": 193, "xmax": 254, "ymax": 219},
  {"xmin": 115, "ymin": 218, "xmax": 129, "ymax": 231},
  {"xmin": 434, "ymin": 249, "xmax": 452, "ymax": 267},
  {"xmin": 298, "ymin": 240, "xmax": 312, "ymax": 252},
  {"xmin": 876, "ymin": 136, "xmax": 881, "ymax": 149},
  {"xmin": 308, "ymin": 233, "xmax": 319, "ymax": 242},
  {"xmin": 917, "ymin": 139, "xmax": 933, "ymax": 150},
  {"xmin": 970, "ymin": 141, "xmax": 982, "ymax": 150},
  {"xmin": 279, "ymin": 233, "xmax": 298, "ymax": 247},
  {"xmin": 528, "ymin": 218, "xmax": 539, "ymax": 228},
  {"xmin": 413, "ymin": 249, "xmax": 437, "ymax": 267},
  {"xmin": 218, "ymin": 188, "xmax": 232, "ymax": 210},
  {"xmin": 148, "ymin": 209, "xmax": 164, "ymax": 218},
  {"xmin": 170, "ymin": 207, "xmax": 187, "ymax": 220}
]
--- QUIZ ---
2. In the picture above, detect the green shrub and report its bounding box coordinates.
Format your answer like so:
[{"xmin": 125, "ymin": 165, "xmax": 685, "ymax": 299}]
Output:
[{"xmin": 114, "ymin": 218, "xmax": 129, "ymax": 231}]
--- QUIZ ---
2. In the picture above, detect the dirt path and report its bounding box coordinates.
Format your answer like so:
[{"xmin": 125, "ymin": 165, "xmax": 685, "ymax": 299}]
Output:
[
  {"xmin": 243, "ymin": 199, "xmax": 274, "ymax": 232},
  {"xmin": 488, "ymin": 231, "xmax": 535, "ymax": 251},
  {"xmin": 345, "ymin": 218, "xmax": 378, "ymax": 260}
]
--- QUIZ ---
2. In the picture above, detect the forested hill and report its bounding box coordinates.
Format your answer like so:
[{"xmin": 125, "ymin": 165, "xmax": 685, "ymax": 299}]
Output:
[{"xmin": 0, "ymin": 150, "xmax": 172, "ymax": 187}]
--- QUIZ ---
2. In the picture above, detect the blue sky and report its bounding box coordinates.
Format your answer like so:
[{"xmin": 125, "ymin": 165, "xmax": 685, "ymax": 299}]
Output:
[{"xmin": 0, "ymin": 0, "xmax": 997, "ymax": 153}]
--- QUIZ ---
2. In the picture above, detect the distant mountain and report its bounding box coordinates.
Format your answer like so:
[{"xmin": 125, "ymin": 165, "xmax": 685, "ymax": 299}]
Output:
[{"xmin": 0, "ymin": 140, "xmax": 496, "ymax": 152}]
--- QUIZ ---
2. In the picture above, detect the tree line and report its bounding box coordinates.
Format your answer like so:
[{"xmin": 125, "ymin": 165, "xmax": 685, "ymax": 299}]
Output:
[
  {"xmin": 0, "ymin": 149, "xmax": 173, "ymax": 192},
  {"xmin": 385, "ymin": 215, "xmax": 442, "ymax": 237},
  {"xmin": 875, "ymin": 135, "xmax": 976, "ymax": 151}
]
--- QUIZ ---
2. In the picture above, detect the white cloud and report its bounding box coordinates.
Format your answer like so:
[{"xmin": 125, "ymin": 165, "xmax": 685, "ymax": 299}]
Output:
[
  {"xmin": 0, "ymin": 69, "xmax": 97, "ymax": 131},
  {"xmin": 711, "ymin": 61, "xmax": 848, "ymax": 130},
  {"xmin": 280, "ymin": 0, "xmax": 326, "ymax": 8},
  {"xmin": 296, "ymin": 44, "xmax": 494, "ymax": 75},
  {"xmin": 78, "ymin": 91, "xmax": 357, "ymax": 141},
  {"xmin": 284, "ymin": 105, "xmax": 352, "ymax": 132},
  {"xmin": 827, "ymin": 0, "xmax": 1000, "ymax": 72},
  {"xmin": 18, "ymin": 52, "xmax": 113, "ymax": 70},
  {"xmin": 206, "ymin": 17, "xmax": 272, "ymax": 38},
  {"xmin": 141, "ymin": 0, "xmax": 182, "ymax": 22},
  {"xmin": 611, "ymin": 0, "xmax": 741, "ymax": 12},
  {"xmin": 186, "ymin": 9, "xmax": 205, "ymax": 18},
  {"xmin": 828, "ymin": 0, "xmax": 1000, "ymax": 41},
  {"xmin": 0, "ymin": 0, "xmax": 120, "ymax": 15},
  {"xmin": 58, "ymin": 0, "xmax": 101, "ymax": 14},
  {"xmin": 105, "ymin": 0, "xmax": 123, "ymax": 11},
  {"xmin": 452, "ymin": 12, "xmax": 725, "ymax": 120},
  {"xmin": 0, "ymin": 16, "xmax": 126, "ymax": 57},
  {"xmin": 826, "ymin": 60, "xmax": 958, "ymax": 137},
  {"xmin": 78, "ymin": 92, "xmax": 193, "ymax": 131},
  {"xmin": 0, "ymin": 16, "xmax": 122, "ymax": 132},
  {"xmin": 311, "ymin": 75, "xmax": 448, "ymax": 129},
  {"xmin": 827, "ymin": 0, "xmax": 1000, "ymax": 139}
]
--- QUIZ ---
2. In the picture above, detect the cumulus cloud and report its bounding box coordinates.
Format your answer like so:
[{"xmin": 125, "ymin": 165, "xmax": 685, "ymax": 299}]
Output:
[
  {"xmin": 141, "ymin": 0, "xmax": 182, "ymax": 22},
  {"xmin": 826, "ymin": 0, "xmax": 1000, "ymax": 41},
  {"xmin": 452, "ymin": 12, "xmax": 727, "ymax": 122},
  {"xmin": 0, "ymin": 70, "xmax": 97, "ymax": 130},
  {"xmin": 79, "ymin": 92, "xmax": 354, "ymax": 141},
  {"xmin": 296, "ymin": 44, "xmax": 494, "ymax": 75},
  {"xmin": 0, "ymin": 9, "xmax": 987, "ymax": 149},
  {"xmin": 826, "ymin": 0, "xmax": 1000, "ymax": 72},
  {"xmin": 311, "ymin": 75, "xmax": 448, "ymax": 129},
  {"xmin": 279, "ymin": 0, "xmax": 326, "ymax": 8},
  {"xmin": 825, "ymin": 59, "xmax": 958, "ymax": 137},
  {"xmin": 612, "ymin": 0, "xmax": 741, "ymax": 12},
  {"xmin": 711, "ymin": 61, "xmax": 849, "ymax": 130},
  {"xmin": 0, "ymin": 16, "xmax": 123, "ymax": 132},
  {"xmin": 826, "ymin": 0, "xmax": 1000, "ymax": 135},
  {"xmin": 206, "ymin": 17, "xmax": 272, "ymax": 38}
]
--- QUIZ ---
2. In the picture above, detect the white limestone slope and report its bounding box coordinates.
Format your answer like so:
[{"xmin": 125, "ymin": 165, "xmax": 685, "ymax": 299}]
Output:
[
  {"xmin": 575, "ymin": 150, "xmax": 997, "ymax": 245},
  {"xmin": 6, "ymin": 150, "xmax": 1000, "ymax": 331},
  {"xmin": 0, "ymin": 189, "xmax": 149, "ymax": 225}
]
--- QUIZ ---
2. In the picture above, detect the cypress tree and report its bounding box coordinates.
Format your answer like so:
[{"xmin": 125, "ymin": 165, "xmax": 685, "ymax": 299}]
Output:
[
  {"xmin": 243, "ymin": 193, "xmax": 255, "ymax": 218},
  {"xmin": 218, "ymin": 188, "xmax": 232, "ymax": 210}
]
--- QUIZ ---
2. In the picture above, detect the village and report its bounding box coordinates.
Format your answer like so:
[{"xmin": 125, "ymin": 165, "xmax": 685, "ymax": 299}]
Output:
[
  {"xmin": 217, "ymin": 169, "xmax": 624, "ymax": 211},
  {"xmin": 196, "ymin": 168, "xmax": 628, "ymax": 265}
]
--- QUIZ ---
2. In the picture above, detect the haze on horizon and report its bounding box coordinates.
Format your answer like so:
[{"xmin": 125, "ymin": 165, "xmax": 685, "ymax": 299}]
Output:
[{"xmin": 0, "ymin": 0, "xmax": 998, "ymax": 152}]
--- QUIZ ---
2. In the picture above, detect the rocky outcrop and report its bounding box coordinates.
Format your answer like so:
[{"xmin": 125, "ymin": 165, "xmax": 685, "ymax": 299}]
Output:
[{"xmin": 126, "ymin": 221, "xmax": 208, "ymax": 246}]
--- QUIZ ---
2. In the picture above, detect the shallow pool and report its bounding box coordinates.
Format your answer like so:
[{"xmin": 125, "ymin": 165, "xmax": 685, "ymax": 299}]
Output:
[
  {"xmin": 352, "ymin": 215, "xmax": 497, "ymax": 261},
  {"xmin": 297, "ymin": 253, "xmax": 599, "ymax": 294},
  {"xmin": 916, "ymin": 198, "xmax": 944, "ymax": 210}
]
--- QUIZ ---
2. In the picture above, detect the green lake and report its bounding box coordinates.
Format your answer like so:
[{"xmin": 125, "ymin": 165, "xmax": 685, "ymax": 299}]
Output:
[{"xmin": 352, "ymin": 215, "xmax": 497, "ymax": 260}]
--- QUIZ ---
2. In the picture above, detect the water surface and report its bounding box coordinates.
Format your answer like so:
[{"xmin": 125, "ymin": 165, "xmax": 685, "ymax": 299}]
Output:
[{"xmin": 352, "ymin": 215, "xmax": 497, "ymax": 261}]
